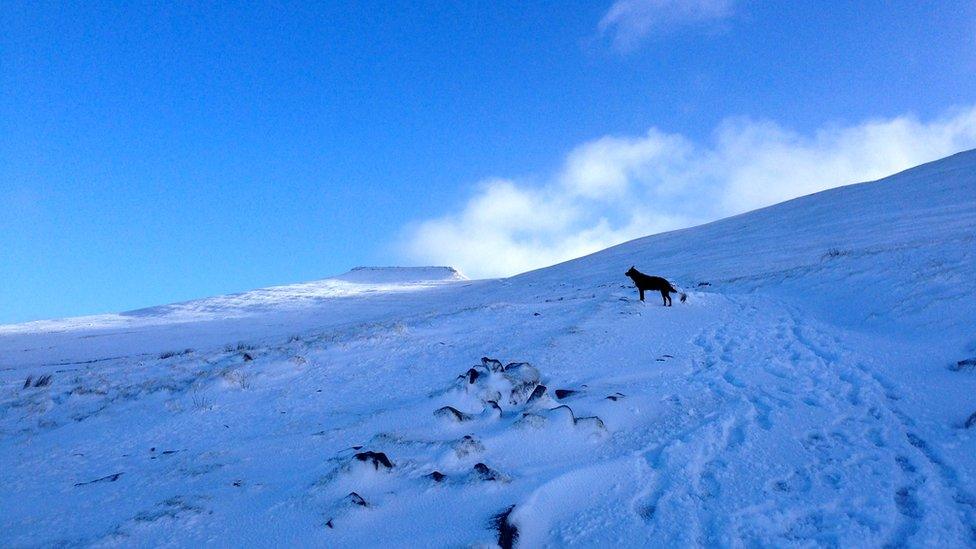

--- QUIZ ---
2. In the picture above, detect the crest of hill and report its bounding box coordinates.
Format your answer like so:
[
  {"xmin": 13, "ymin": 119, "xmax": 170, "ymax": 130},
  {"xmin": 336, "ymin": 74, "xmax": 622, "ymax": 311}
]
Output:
[{"xmin": 331, "ymin": 266, "xmax": 467, "ymax": 284}]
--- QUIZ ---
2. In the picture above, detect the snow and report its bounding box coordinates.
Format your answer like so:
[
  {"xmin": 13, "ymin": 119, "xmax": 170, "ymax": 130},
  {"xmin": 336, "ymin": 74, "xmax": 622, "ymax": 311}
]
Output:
[
  {"xmin": 1, "ymin": 150, "xmax": 975, "ymax": 547},
  {"xmin": 330, "ymin": 266, "xmax": 467, "ymax": 284}
]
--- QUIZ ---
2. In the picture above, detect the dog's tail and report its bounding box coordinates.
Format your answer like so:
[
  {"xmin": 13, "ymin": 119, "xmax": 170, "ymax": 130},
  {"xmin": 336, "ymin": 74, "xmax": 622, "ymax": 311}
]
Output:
[{"xmin": 670, "ymin": 283, "xmax": 688, "ymax": 303}]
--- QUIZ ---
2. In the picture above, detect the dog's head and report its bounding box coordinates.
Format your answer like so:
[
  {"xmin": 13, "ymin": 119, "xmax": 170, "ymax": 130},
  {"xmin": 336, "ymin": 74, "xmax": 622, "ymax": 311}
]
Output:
[{"xmin": 625, "ymin": 266, "xmax": 637, "ymax": 277}]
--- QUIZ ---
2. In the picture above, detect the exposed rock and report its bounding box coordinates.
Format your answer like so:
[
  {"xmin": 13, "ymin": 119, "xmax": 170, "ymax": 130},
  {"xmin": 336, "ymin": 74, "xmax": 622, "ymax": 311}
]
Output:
[
  {"xmin": 435, "ymin": 406, "xmax": 472, "ymax": 422},
  {"xmin": 345, "ymin": 492, "xmax": 369, "ymax": 507},
  {"xmin": 482, "ymin": 357, "xmax": 505, "ymax": 373},
  {"xmin": 492, "ymin": 505, "xmax": 519, "ymax": 549},
  {"xmin": 473, "ymin": 462, "xmax": 506, "ymax": 482},
  {"xmin": 554, "ymin": 389, "xmax": 578, "ymax": 400},
  {"xmin": 527, "ymin": 384, "xmax": 547, "ymax": 404},
  {"xmin": 952, "ymin": 358, "xmax": 976, "ymax": 371},
  {"xmin": 242, "ymin": 353, "xmax": 254, "ymax": 362},
  {"xmin": 503, "ymin": 363, "xmax": 541, "ymax": 405},
  {"xmin": 545, "ymin": 405, "xmax": 606, "ymax": 432},
  {"xmin": 482, "ymin": 400, "xmax": 503, "ymax": 419},
  {"xmin": 605, "ymin": 392, "xmax": 625, "ymax": 401},
  {"xmin": 515, "ymin": 412, "xmax": 547, "ymax": 429},
  {"xmin": 74, "ymin": 472, "xmax": 123, "ymax": 487},
  {"xmin": 575, "ymin": 415, "xmax": 606, "ymax": 431},
  {"xmin": 453, "ymin": 435, "xmax": 485, "ymax": 458},
  {"xmin": 504, "ymin": 363, "xmax": 540, "ymax": 386},
  {"xmin": 966, "ymin": 411, "xmax": 976, "ymax": 429},
  {"xmin": 353, "ymin": 451, "xmax": 393, "ymax": 470},
  {"xmin": 548, "ymin": 405, "xmax": 577, "ymax": 425},
  {"xmin": 426, "ymin": 471, "xmax": 446, "ymax": 482}
]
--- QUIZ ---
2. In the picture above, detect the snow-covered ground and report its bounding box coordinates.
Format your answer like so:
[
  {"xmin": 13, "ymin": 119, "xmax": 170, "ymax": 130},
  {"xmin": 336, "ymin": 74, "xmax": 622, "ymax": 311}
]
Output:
[{"xmin": 1, "ymin": 151, "xmax": 974, "ymax": 547}]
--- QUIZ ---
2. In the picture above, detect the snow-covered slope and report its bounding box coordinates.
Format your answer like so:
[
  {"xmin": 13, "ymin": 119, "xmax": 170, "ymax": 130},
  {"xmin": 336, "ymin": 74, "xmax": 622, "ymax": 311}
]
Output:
[{"xmin": 1, "ymin": 151, "xmax": 975, "ymax": 547}]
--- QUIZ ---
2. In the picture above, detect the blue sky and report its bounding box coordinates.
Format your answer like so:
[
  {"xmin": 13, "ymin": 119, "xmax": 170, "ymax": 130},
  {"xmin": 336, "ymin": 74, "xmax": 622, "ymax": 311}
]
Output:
[{"xmin": 2, "ymin": 1, "xmax": 976, "ymax": 323}]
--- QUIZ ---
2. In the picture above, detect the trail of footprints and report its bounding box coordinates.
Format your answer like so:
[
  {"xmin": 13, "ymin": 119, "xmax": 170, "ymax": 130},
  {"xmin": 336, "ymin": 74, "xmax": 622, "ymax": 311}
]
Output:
[
  {"xmin": 791, "ymin": 314, "xmax": 976, "ymax": 545},
  {"xmin": 316, "ymin": 357, "xmax": 614, "ymax": 547},
  {"xmin": 641, "ymin": 299, "xmax": 976, "ymax": 546}
]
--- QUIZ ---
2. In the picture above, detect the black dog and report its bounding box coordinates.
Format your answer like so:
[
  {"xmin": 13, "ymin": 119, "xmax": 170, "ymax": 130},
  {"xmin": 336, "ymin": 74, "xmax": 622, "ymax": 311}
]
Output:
[{"xmin": 625, "ymin": 266, "xmax": 686, "ymax": 306}]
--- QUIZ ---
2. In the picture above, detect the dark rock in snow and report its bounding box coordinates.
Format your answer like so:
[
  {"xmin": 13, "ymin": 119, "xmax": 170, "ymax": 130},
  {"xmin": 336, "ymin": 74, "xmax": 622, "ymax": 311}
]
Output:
[
  {"xmin": 554, "ymin": 389, "xmax": 578, "ymax": 400},
  {"xmin": 483, "ymin": 400, "xmax": 502, "ymax": 418},
  {"xmin": 605, "ymin": 392, "xmax": 625, "ymax": 401},
  {"xmin": 547, "ymin": 405, "xmax": 606, "ymax": 431},
  {"xmin": 504, "ymin": 364, "xmax": 539, "ymax": 384},
  {"xmin": 74, "ymin": 472, "xmax": 123, "ymax": 486},
  {"xmin": 426, "ymin": 471, "xmax": 446, "ymax": 482},
  {"xmin": 353, "ymin": 451, "xmax": 393, "ymax": 470},
  {"xmin": 453, "ymin": 435, "xmax": 485, "ymax": 458},
  {"xmin": 465, "ymin": 368, "xmax": 481, "ymax": 384},
  {"xmin": 503, "ymin": 363, "xmax": 541, "ymax": 405},
  {"xmin": 435, "ymin": 406, "xmax": 472, "ymax": 422},
  {"xmin": 473, "ymin": 463, "xmax": 505, "ymax": 482},
  {"xmin": 549, "ymin": 405, "xmax": 577, "ymax": 425},
  {"xmin": 345, "ymin": 492, "xmax": 369, "ymax": 507},
  {"xmin": 482, "ymin": 357, "xmax": 505, "ymax": 372},
  {"xmin": 492, "ymin": 505, "xmax": 519, "ymax": 549},
  {"xmin": 966, "ymin": 411, "xmax": 976, "ymax": 429},
  {"xmin": 325, "ymin": 518, "xmax": 335, "ymax": 529},
  {"xmin": 527, "ymin": 384, "xmax": 547, "ymax": 403},
  {"xmin": 242, "ymin": 353, "xmax": 254, "ymax": 362},
  {"xmin": 952, "ymin": 358, "xmax": 976, "ymax": 371},
  {"xmin": 575, "ymin": 415, "xmax": 606, "ymax": 431}
]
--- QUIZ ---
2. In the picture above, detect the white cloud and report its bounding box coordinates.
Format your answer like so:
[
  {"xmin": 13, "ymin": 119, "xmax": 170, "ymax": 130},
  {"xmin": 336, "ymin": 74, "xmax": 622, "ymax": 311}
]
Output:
[
  {"xmin": 559, "ymin": 129, "xmax": 693, "ymax": 199},
  {"xmin": 400, "ymin": 106, "xmax": 976, "ymax": 278},
  {"xmin": 598, "ymin": 0, "xmax": 735, "ymax": 51}
]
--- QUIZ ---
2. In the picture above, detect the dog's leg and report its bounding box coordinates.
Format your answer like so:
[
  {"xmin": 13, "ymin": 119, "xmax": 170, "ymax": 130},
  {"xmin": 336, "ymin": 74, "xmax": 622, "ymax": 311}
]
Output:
[{"xmin": 639, "ymin": 288, "xmax": 645, "ymax": 302}]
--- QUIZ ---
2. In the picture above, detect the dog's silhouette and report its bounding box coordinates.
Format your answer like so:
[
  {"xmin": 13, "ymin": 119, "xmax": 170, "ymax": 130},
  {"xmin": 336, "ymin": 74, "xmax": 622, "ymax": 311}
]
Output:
[{"xmin": 625, "ymin": 266, "xmax": 686, "ymax": 306}]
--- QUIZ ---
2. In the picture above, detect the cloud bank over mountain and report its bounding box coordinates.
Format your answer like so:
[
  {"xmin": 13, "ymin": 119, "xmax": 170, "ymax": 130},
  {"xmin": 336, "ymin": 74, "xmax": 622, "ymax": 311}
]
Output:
[{"xmin": 402, "ymin": 106, "xmax": 976, "ymax": 278}]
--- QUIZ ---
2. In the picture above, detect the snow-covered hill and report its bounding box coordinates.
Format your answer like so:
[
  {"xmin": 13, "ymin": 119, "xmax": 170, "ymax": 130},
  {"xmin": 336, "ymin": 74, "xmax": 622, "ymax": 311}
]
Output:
[{"xmin": 2, "ymin": 151, "xmax": 975, "ymax": 547}]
